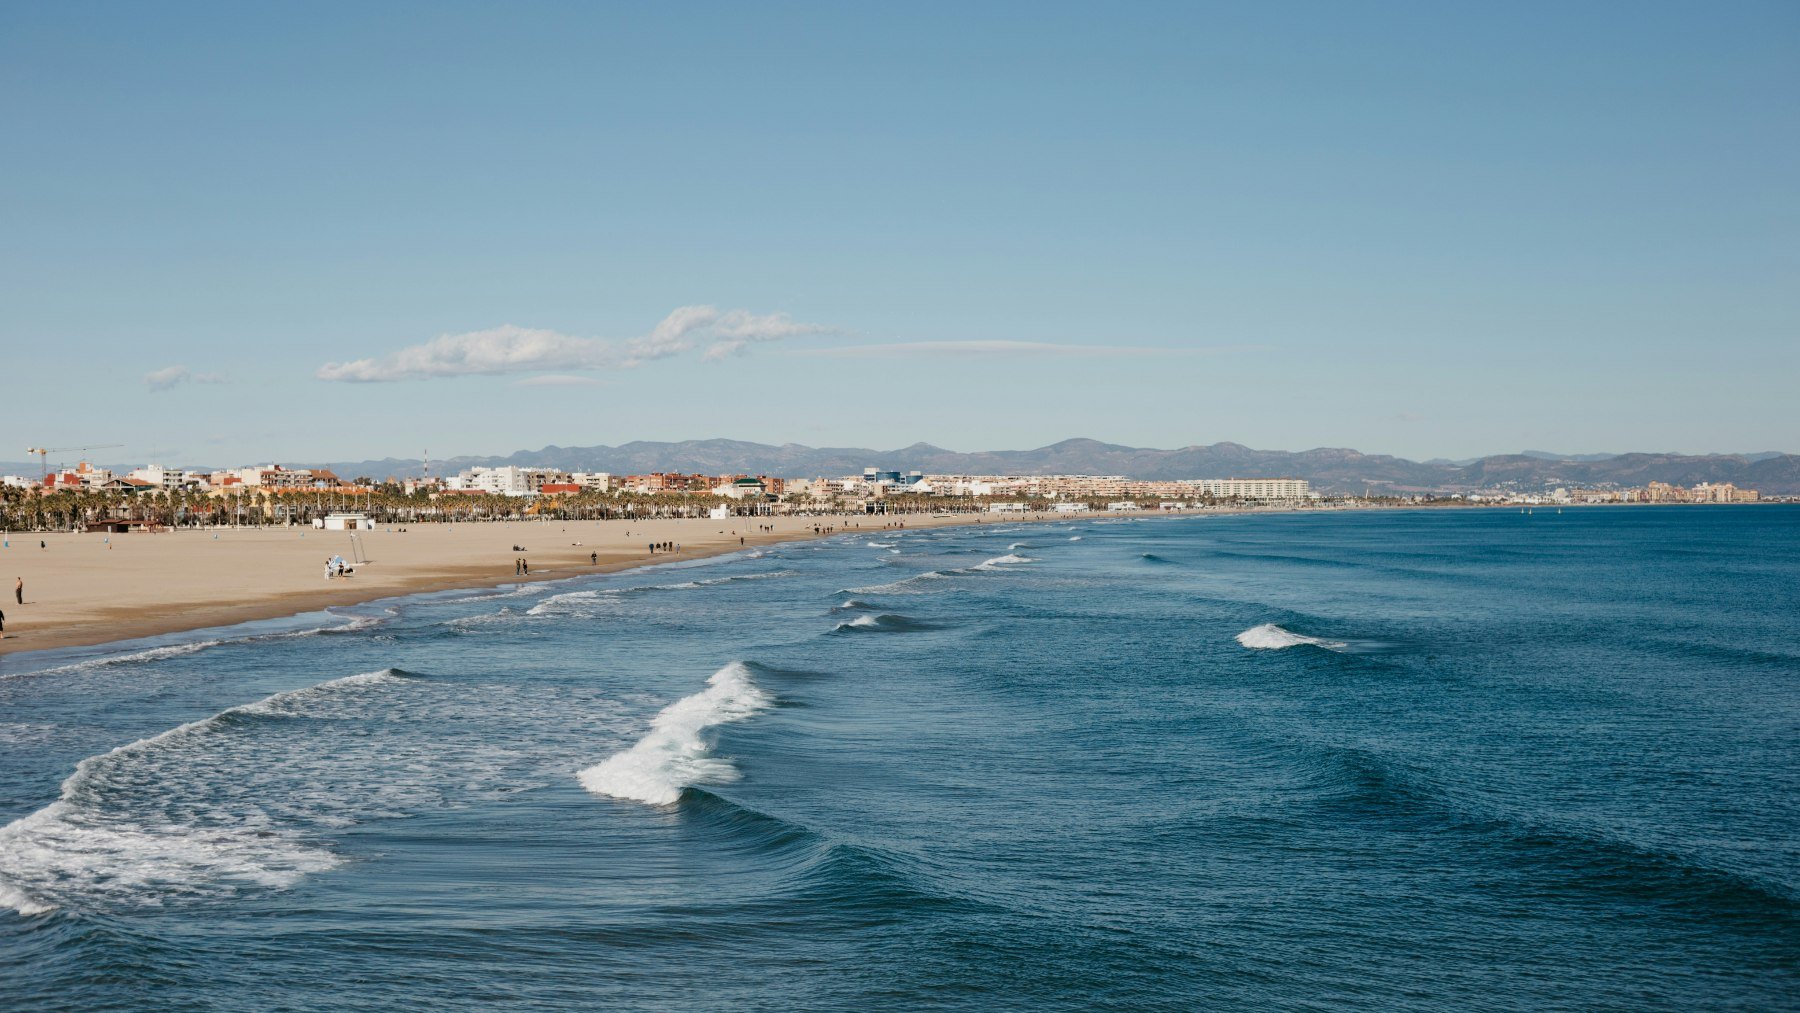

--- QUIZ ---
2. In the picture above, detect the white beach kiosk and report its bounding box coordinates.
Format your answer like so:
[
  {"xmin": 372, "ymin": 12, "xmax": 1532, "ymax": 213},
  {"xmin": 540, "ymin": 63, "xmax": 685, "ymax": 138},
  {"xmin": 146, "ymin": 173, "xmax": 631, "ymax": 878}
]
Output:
[{"xmin": 316, "ymin": 511, "xmax": 374, "ymax": 531}]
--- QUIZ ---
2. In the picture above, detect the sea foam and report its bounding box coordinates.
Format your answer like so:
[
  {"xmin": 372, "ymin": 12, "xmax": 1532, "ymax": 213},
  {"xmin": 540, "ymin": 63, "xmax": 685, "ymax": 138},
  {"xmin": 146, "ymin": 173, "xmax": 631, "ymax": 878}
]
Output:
[
  {"xmin": 972, "ymin": 553, "xmax": 1035, "ymax": 571},
  {"xmin": 1235, "ymin": 623, "xmax": 1348, "ymax": 651},
  {"xmin": 6, "ymin": 640, "xmax": 227, "ymax": 680},
  {"xmin": 577, "ymin": 662, "xmax": 771, "ymax": 806},
  {"xmin": 0, "ymin": 669, "xmax": 410, "ymax": 916}
]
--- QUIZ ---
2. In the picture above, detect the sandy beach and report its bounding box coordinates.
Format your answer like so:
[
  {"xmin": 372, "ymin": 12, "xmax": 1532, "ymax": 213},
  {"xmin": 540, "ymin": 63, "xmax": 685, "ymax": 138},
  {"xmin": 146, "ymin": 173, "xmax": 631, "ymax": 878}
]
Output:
[{"xmin": 0, "ymin": 511, "xmax": 1102, "ymax": 657}]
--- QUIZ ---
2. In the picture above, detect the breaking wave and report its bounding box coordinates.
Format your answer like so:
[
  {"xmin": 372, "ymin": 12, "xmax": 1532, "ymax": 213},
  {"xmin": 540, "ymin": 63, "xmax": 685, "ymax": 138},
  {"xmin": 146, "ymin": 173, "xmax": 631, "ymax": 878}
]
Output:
[
  {"xmin": 843, "ymin": 571, "xmax": 953, "ymax": 595},
  {"xmin": 829, "ymin": 613, "xmax": 932, "ymax": 634},
  {"xmin": 5, "ymin": 640, "xmax": 227, "ymax": 680},
  {"xmin": 1235, "ymin": 623, "xmax": 1348, "ymax": 651},
  {"xmin": 577, "ymin": 662, "xmax": 772, "ymax": 806},
  {"xmin": 526, "ymin": 571, "xmax": 797, "ymax": 616},
  {"xmin": 971, "ymin": 553, "xmax": 1035, "ymax": 571},
  {"xmin": 0, "ymin": 669, "xmax": 416, "ymax": 916}
]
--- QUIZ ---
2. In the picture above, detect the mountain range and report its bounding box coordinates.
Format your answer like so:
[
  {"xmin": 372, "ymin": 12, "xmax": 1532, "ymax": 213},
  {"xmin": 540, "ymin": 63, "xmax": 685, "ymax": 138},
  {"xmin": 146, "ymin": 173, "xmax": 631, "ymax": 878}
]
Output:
[
  {"xmin": 310, "ymin": 439, "xmax": 1799, "ymax": 495},
  {"xmin": 6, "ymin": 440, "xmax": 1794, "ymax": 494}
]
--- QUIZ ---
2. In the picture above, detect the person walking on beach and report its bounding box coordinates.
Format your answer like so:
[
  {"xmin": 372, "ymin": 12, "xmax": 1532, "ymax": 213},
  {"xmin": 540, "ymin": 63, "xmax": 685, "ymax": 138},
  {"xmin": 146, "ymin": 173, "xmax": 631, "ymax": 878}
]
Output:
[
  {"xmin": 1, "ymin": 608, "xmax": 6, "ymax": 634},
  {"xmin": 590, "ymin": 551, "xmax": 598, "ymax": 565},
  {"xmin": 15, "ymin": 577, "xmax": 21, "ymax": 604}
]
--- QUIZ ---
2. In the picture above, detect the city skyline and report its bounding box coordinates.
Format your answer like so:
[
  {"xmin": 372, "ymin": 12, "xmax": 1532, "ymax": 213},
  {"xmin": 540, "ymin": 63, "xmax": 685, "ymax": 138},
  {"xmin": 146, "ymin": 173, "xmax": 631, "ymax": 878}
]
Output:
[{"xmin": 3, "ymin": 3, "xmax": 1795, "ymax": 463}]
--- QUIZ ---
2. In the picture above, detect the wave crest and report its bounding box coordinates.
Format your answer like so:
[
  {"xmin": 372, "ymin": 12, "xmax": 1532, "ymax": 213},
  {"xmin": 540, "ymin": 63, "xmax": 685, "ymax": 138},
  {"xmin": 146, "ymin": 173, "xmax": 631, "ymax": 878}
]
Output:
[
  {"xmin": 1236, "ymin": 623, "xmax": 1347, "ymax": 651},
  {"xmin": 0, "ymin": 668, "xmax": 414, "ymax": 916},
  {"xmin": 577, "ymin": 662, "xmax": 771, "ymax": 806}
]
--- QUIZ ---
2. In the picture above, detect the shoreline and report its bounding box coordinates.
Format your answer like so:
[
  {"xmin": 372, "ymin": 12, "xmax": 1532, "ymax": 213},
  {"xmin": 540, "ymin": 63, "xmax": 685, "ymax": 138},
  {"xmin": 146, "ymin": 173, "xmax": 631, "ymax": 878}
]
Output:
[
  {"xmin": 0, "ymin": 508, "xmax": 1256, "ymax": 663},
  {"xmin": 10, "ymin": 499, "xmax": 1731, "ymax": 664}
]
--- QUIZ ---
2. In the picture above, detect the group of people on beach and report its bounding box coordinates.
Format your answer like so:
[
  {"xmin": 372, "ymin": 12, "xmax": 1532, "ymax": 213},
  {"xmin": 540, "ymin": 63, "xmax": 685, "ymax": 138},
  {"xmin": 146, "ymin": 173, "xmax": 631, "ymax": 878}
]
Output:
[
  {"xmin": 514, "ymin": 558, "xmax": 530, "ymax": 575},
  {"xmin": 648, "ymin": 541, "xmax": 680, "ymax": 555}
]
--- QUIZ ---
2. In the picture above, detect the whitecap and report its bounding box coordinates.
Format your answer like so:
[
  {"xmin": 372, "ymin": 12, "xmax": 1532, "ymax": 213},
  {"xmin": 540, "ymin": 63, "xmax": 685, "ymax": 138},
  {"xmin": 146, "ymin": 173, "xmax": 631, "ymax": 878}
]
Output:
[
  {"xmin": 1235, "ymin": 623, "xmax": 1348, "ymax": 651},
  {"xmin": 6, "ymin": 640, "xmax": 228, "ymax": 681},
  {"xmin": 971, "ymin": 553, "xmax": 1036, "ymax": 571},
  {"xmin": 576, "ymin": 662, "xmax": 771, "ymax": 806},
  {"xmin": 0, "ymin": 668, "xmax": 411, "ymax": 916}
]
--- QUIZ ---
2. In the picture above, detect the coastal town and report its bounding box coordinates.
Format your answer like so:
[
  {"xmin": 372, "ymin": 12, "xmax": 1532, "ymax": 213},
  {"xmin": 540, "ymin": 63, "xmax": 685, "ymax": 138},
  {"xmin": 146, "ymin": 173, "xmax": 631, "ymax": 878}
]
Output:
[{"xmin": 0, "ymin": 457, "xmax": 1769, "ymax": 531}]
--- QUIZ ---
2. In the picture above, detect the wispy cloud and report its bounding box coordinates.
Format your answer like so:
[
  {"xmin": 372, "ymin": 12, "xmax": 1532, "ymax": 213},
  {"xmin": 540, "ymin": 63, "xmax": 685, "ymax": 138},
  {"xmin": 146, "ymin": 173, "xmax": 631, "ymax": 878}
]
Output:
[
  {"xmin": 795, "ymin": 340, "xmax": 1216, "ymax": 359},
  {"xmin": 511, "ymin": 374, "xmax": 604, "ymax": 388},
  {"xmin": 145, "ymin": 365, "xmax": 224, "ymax": 391},
  {"xmin": 316, "ymin": 306, "xmax": 835, "ymax": 383}
]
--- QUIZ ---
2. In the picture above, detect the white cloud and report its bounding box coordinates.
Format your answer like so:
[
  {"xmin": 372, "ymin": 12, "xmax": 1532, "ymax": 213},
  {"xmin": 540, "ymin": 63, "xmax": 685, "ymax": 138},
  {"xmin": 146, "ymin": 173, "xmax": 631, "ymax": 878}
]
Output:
[
  {"xmin": 702, "ymin": 339, "xmax": 748, "ymax": 361},
  {"xmin": 317, "ymin": 306, "xmax": 835, "ymax": 382},
  {"xmin": 796, "ymin": 340, "xmax": 1197, "ymax": 359},
  {"xmin": 512, "ymin": 374, "xmax": 604, "ymax": 387},
  {"xmin": 145, "ymin": 365, "xmax": 224, "ymax": 391}
]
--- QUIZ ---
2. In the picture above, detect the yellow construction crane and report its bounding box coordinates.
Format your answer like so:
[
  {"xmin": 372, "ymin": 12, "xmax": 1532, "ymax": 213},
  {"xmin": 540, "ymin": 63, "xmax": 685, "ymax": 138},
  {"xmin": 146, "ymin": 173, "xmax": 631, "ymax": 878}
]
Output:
[{"xmin": 25, "ymin": 444, "xmax": 124, "ymax": 480}]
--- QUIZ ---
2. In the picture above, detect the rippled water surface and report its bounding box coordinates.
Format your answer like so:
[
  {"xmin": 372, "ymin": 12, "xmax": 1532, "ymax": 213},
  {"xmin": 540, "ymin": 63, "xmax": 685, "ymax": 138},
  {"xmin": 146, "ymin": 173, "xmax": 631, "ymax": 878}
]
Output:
[{"xmin": 2, "ymin": 507, "xmax": 1796, "ymax": 1009}]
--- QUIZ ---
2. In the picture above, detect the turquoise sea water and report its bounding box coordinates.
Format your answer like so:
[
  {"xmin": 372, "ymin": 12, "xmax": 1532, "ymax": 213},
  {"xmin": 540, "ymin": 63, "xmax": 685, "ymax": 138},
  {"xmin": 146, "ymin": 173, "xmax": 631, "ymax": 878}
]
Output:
[{"xmin": 1, "ymin": 507, "xmax": 1796, "ymax": 1009}]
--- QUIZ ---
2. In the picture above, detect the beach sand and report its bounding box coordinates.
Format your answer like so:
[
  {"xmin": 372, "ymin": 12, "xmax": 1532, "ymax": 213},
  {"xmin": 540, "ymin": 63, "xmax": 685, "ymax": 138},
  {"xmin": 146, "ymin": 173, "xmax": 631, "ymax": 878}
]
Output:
[{"xmin": 0, "ymin": 512, "xmax": 1068, "ymax": 656}]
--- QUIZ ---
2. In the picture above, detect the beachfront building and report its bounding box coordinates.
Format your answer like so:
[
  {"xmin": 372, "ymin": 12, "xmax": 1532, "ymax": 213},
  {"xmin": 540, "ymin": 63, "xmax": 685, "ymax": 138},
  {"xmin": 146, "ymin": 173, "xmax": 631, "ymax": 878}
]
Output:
[
  {"xmin": 126, "ymin": 464, "xmax": 210, "ymax": 491},
  {"xmin": 217, "ymin": 465, "xmax": 342, "ymax": 490},
  {"xmin": 620, "ymin": 472, "xmax": 714, "ymax": 495},
  {"xmin": 447, "ymin": 466, "xmax": 533, "ymax": 496},
  {"xmin": 714, "ymin": 477, "xmax": 768, "ymax": 500},
  {"xmin": 42, "ymin": 461, "xmax": 115, "ymax": 489},
  {"xmin": 1692, "ymin": 482, "xmax": 1759, "ymax": 503},
  {"xmin": 1185, "ymin": 478, "xmax": 1313, "ymax": 500}
]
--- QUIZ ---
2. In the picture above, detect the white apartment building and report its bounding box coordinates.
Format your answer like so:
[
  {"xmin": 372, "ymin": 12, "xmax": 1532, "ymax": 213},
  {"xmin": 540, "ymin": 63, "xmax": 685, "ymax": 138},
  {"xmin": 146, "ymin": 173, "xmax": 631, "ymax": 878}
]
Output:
[
  {"xmin": 127, "ymin": 464, "xmax": 207, "ymax": 490},
  {"xmin": 448, "ymin": 466, "xmax": 534, "ymax": 496},
  {"xmin": 1186, "ymin": 478, "xmax": 1312, "ymax": 500}
]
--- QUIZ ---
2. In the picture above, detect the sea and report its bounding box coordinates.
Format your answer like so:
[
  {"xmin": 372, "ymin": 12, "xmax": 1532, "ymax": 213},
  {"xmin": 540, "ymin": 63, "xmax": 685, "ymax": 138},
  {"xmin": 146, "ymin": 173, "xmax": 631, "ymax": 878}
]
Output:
[{"xmin": 0, "ymin": 507, "xmax": 1795, "ymax": 1010}]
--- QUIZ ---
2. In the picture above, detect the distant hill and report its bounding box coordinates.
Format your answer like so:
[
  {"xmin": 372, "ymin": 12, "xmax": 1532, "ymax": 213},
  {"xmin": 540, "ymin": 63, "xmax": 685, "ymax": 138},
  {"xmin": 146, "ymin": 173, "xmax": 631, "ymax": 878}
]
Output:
[
  {"xmin": 295, "ymin": 439, "xmax": 1800, "ymax": 495},
  {"xmin": 5, "ymin": 441, "xmax": 1792, "ymax": 495}
]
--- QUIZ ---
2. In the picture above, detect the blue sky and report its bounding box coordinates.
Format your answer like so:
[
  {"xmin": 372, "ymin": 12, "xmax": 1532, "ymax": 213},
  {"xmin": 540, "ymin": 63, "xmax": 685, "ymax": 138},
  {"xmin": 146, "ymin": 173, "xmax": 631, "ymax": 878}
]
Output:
[{"xmin": 2, "ymin": 1, "xmax": 1794, "ymax": 466}]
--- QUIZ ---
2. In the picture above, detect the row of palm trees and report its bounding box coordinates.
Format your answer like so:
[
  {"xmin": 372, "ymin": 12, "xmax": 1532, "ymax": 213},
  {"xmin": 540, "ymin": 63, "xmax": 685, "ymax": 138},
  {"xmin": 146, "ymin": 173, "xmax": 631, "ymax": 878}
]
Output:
[{"xmin": 0, "ymin": 483, "xmax": 1219, "ymax": 532}]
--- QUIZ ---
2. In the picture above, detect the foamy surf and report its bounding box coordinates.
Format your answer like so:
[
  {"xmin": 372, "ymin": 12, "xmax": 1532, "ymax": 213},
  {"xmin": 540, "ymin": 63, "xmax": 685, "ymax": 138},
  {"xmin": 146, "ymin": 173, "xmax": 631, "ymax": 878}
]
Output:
[
  {"xmin": 0, "ymin": 668, "xmax": 411, "ymax": 916},
  {"xmin": 844, "ymin": 570, "xmax": 952, "ymax": 595},
  {"xmin": 1235, "ymin": 623, "xmax": 1348, "ymax": 651},
  {"xmin": 5, "ymin": 639, "xmax": 227, "ymax": 681},
  {"xmin": 577, "ymin": 662, "xmax": 771, "ymax": 806},
  {"xmin": 972, "ymin": 553, "xmax": 1035, "ymax": 571}
]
